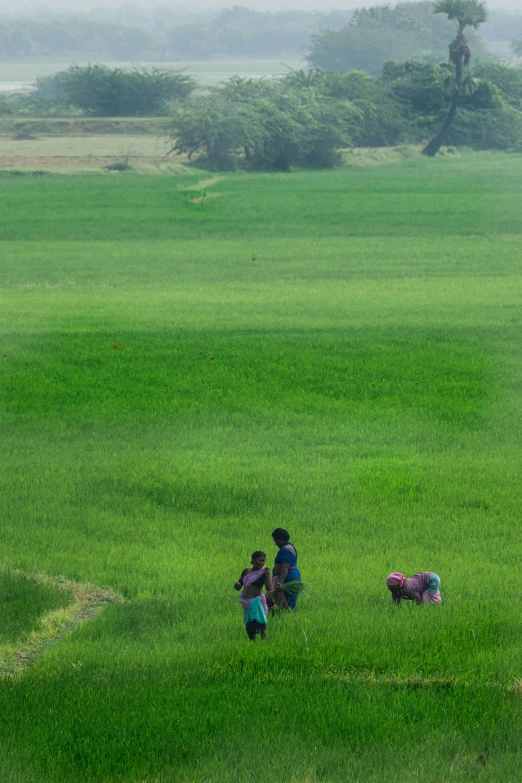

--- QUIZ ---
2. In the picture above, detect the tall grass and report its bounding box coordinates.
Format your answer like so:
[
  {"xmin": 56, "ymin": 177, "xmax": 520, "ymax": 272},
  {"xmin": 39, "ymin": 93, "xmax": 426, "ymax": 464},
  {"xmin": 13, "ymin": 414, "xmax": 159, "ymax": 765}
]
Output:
[
  {"xmin": 0, "ymin": 155, "xmax": 521, "ymax": 781},
  {"xmin": 0, "ymin": 568, "xmax": 71, "ymax": 647}
]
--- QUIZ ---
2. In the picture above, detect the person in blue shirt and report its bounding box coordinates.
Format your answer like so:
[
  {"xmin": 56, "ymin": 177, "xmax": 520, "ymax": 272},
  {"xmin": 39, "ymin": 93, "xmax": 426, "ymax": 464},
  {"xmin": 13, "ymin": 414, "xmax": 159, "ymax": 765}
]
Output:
[{"xmin": 271, "ymin": 528, "xmax": 302, "ymax": 610}]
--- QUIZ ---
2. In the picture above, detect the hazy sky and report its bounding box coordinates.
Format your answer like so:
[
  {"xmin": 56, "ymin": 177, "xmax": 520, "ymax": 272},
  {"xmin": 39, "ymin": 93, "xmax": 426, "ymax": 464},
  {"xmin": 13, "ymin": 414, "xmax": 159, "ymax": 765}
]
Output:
[{"xmin": 1, "ymin": 0, "xmax": 521, "ymax": 11}]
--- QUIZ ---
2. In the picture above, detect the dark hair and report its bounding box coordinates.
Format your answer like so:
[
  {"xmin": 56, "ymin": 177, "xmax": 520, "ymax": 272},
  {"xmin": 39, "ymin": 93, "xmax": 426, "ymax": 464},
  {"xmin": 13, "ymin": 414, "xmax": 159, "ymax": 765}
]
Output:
[
  {"xmin": 271, "ymin": 528, "xmax": 290, "ymax": 542},
  {"xmin": 251, "ymin": 551, "xmax": 266, "ymax": 562}
]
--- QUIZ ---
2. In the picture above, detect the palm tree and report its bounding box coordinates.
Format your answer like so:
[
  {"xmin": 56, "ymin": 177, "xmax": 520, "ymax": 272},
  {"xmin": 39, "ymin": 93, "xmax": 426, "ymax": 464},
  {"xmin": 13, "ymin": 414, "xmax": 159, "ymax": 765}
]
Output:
[{"xmin": 422, "ymin": 0, "xmax": 488, "ymax": 156}]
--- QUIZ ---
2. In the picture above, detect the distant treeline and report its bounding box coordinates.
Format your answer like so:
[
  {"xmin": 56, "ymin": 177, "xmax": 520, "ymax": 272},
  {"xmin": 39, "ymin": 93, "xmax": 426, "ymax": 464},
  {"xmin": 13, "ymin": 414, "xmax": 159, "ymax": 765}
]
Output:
[
  {"xmin": 309, "ymin": 3, "xmax": 488, "ymax": 73},
  {"xmin": 0, "ymin": 3, "xmax": 521, "ymax": 63},
  {"xmin": 0, "ymin": 7, "xmax": 353, "ymax": 61}
]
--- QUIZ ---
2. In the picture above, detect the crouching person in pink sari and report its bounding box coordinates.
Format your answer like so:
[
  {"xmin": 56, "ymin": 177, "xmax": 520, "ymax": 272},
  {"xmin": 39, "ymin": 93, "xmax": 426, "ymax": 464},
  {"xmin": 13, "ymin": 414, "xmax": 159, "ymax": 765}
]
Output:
[
  {"xmin": 234, "ymin": 551, "xmax": 273, "ymax": 640},
  {"xmin": 386, "ymin": 571, "xmax": 442, "ymax": 605}
]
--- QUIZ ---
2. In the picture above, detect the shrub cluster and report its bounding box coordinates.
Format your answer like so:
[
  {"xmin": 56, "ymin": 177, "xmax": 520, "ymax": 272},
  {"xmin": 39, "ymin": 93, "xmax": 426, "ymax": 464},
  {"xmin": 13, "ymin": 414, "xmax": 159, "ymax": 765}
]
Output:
[
  {"xmin": 34, "ymin": 65, "xmax": 197, "ymax": 117},
  {"xmin": 171, "ymin": 63, "xmax": 522, "ymax": 170},
  {"xmin": 171, "ymin": 76, "xmax": 364, "ymax": 171}
]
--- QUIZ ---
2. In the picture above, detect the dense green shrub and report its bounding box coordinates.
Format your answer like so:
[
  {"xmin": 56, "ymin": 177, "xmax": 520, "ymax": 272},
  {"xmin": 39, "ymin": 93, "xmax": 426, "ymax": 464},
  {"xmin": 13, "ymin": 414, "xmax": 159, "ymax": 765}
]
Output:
[
  {"xmin": 171, "ymin": 76, "xmax": 363, "ymax": 171},
  {"xmin": 384, "ymin": 61, "xmax": 451, "ymax": 114},
  {"xmin": 170, "ymin": 94, "xmax": 260, "ymax": 169},
  {"xmin": 170, "ymin": 60, "xmax": 522, "ymax": 168},
  {"xmin": 376, "ymin": 59, "xmax": 522, "ymax": 150},
  {"xmin": 473, "ymin": 63, "xmax": 522, "ymax": 111},
  {"xmin": 283, "ymin": 68, "xmax": 405, "ymax": 147},
  {"xmin": 35, "ymin": 65, "xmax": 197, "ymax": 117},
  {"xmin": 0, "ymin": 95, "xmax": 15, "ymax": 116},
  {"xmin": 446, "ymin": 100, "xmax": 522, "ymax": 149}
]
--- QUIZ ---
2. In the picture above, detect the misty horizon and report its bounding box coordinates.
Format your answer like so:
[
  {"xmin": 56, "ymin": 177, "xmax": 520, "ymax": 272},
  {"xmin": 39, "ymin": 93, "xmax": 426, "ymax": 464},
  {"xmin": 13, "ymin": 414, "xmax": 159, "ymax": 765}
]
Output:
[{"xmin": 1, "ymin": 0, "xmax": 521, "ymax": 12}]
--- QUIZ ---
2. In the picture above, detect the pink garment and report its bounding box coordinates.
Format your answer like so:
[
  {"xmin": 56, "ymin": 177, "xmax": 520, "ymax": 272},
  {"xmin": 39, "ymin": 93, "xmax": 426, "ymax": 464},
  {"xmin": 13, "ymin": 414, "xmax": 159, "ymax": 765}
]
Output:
[
  {"xmin": 242, "ymin": 569, "xmax": 267, "ymax": 589},
  {"xmin": 386, "ymin": 572, "xmax": 405, "ymax": 588},
  {"xmin": 239, "ymin": 569, "xmax": 269, "ymax": 619},
  {"xmin": 422, "ymin": 590, "xmax": 442, "ymax": 604},
  {"xmin": 397, "ymin": 573, "xmax": 441, "ymax": 604}
]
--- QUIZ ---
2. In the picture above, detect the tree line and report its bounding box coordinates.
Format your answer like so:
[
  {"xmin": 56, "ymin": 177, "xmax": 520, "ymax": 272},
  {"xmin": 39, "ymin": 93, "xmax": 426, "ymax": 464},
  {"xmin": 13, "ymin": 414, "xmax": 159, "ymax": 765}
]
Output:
[
  {"xmin": 0, "ymin": 3, "xmax": 521, "ymax": 64},
  {"xmin": 0, "ymin": 8, "xmax": 353, "ymax": 61},
  {"xmin": 308, "ymin": 1, "xmax": 489, "ymax": 75},
  {"xmin": 170, "ymin": 61, "xmax": 522, "ymax": 169}
]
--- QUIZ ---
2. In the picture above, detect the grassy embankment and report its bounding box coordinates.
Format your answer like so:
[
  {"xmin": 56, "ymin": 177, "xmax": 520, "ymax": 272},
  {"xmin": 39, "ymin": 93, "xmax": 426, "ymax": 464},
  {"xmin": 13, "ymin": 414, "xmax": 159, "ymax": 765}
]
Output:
[
  {"xmin": 0, "ymin": 116, "xmax": 169, "ymax": 138},
  {"xmin": 0, "ymin": 155, "xmax": 521, "ymax": 782}
]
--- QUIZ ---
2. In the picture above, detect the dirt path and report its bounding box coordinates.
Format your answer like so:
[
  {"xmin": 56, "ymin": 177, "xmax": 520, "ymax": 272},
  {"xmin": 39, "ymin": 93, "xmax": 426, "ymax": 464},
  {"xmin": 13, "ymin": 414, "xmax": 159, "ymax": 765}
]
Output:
[{"xmin": 0, "ymin": 566, "xmax": 124, "ymax": 679}]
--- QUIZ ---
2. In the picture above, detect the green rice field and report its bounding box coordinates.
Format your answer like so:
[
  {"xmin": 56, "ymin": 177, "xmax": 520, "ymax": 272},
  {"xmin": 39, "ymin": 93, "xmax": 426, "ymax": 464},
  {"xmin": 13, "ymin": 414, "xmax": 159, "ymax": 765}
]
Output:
[{"xmin": 0, "ymin": 153, "xmax": 521, "ymax": 782}]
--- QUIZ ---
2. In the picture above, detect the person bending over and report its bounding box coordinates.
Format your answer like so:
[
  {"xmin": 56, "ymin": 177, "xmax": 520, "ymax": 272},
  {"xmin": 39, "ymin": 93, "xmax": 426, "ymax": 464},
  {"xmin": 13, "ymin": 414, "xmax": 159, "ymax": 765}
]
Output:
[
  {"xmin": 234, "ymin": 551, "xmax": 273, "ymax": 640},
  {"xmin": 386, "ymin": 571, "xmax": 441, "ymax": 604}
]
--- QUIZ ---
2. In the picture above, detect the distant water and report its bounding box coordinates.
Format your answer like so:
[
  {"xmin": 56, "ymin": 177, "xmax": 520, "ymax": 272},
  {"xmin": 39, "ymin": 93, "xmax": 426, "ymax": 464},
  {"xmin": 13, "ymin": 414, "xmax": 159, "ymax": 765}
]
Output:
[{"xmin": 0, "ymin": 82, "xmax": 34, "ymax": 93}]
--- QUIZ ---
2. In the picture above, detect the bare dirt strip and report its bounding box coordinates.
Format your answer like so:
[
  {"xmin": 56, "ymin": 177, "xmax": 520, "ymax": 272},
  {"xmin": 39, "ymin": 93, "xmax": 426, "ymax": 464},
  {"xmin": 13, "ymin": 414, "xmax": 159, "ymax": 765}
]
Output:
[{"xmin": 0, "ymin": 566, "xmax": 123, "ymax": 679}]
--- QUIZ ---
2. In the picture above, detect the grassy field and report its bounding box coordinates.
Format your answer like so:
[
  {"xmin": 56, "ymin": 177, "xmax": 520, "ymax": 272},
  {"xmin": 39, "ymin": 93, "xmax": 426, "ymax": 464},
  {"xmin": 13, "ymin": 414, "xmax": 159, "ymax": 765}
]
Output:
[
  {"xmin": 0, "ymin": 568, "xmax": 71, "ymax": 648},
  {"xmin": 0, "ymin": 154, "xmax": 521, "ymax": 782},
  {"xmin": 0, "ymin": 134, "xmax": 178, "ymax": 171}
]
